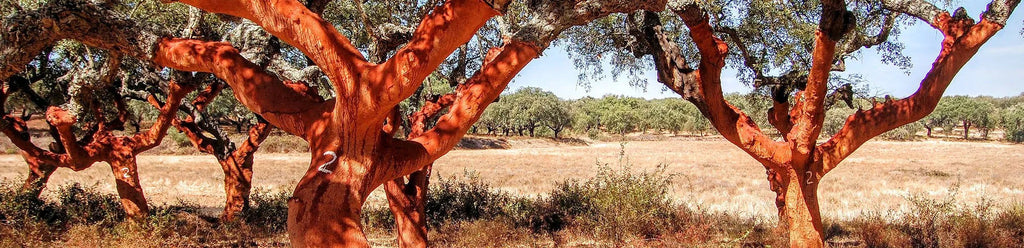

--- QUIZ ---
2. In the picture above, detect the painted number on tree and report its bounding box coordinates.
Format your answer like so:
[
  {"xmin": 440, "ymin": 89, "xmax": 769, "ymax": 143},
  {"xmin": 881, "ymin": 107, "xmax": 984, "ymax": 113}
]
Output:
[{"xmin": 318, "ymin": 151, "xmax": 338, "ymax": 174}]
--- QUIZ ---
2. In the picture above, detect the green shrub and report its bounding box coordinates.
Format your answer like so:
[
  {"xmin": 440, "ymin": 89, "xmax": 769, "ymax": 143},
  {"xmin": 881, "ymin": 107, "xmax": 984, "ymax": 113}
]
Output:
[
  {"xmin": 56, "ymin": 183, "xmax": 125, "ymax": 227},
  {"xmin": 1003, "ymin": 103, "xmax": 1024, "ymax": 142},
  {"xmin": 167, "ymin": 129, "xmax": 193, "ymax": 148},
  {"xmin": 242, "ymin": 189, "xmax": 290, "ymax": 233},
  {"xmin": 532, "ymin": 151, "xmax": 678, "ymax": 243},
  {"xmin": 425, "ymin": 172, "xmax": 514, "ymax": 228},
  {"xmin": 0, "ymin": 183, "xmax": 66, "ymax": 228}
]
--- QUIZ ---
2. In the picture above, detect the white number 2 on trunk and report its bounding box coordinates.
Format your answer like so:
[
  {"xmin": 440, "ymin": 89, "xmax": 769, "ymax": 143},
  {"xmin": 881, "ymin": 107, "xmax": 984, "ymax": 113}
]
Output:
[{"xmin": 318, "ymin": 151, "xmax": 338, "ymax": 174}]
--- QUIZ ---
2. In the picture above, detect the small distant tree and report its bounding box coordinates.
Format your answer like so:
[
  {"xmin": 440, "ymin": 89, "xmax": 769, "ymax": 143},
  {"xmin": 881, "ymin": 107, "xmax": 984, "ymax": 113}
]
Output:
[
  {"xmin": 1002, "ymin": 103, "xmax": 1024, "ymax": 142},
  {"xmin": 596, "ymin": 95, "xmax": 647, "ymax": 135},
  {"xmin": 937, "ymin": 96, "xmax": 996, "ymax": 139},
  {"xmin": 539, "ymin": 98, "xmax": 573, "ymax": 138},
  {"xmin": 571, "ymin": 97, "xmax": 602, "ymax": 134},
  {"xmin": 919, "ymin": 111, "xmax": 950, "ymax": 138}
]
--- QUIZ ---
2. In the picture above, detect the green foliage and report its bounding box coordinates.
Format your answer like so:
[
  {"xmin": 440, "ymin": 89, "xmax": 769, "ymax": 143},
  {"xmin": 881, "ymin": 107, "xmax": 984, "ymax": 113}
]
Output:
[
  {"xmin": 541, "ymin": 158, "xmax": 678, "ymax": 242},
  {"xmin": 478, "ymin": 87, "xmax": 578, "ymax": 137},
  {"xmin": 723, "ymin": 93, "xmax": 772, "ymax": 130},
  {"xmin": 242, "ymin": 189, "xmax": 291, "ymax": 233},
  {"xmin": 931, "ymin": 96, "xmax": 997, "ymax": 139},
  {"xmin": 55, "ymin": 183, "xmax": 125, "ymax": 227},
  {"xmin": 878, "ymin": 122, "xmax": 924, "ymax": 141},
  {"xmin": 166, "ymin": 129, "xmax": 193, "ymax": 148},
  {"xmin": 1002, "ymin": 103, "xmax": 1024, "ymax": 142},
  {"xmin": 595, "ymin": 95, "xmax": 647, "ymax": 134},
  {"xmin": 424, "ymin": 172, "xmax": 515, "ymax": 228},
  {"xmin": 822, "ymin": 106, "xmax": 856, "ymax": 137}
]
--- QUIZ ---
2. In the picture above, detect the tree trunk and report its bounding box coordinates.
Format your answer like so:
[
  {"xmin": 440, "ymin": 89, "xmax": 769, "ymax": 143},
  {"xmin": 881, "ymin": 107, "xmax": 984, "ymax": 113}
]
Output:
[
  {"xmin": 22, "ymin": 158, "xmax": 57, "ymax": 197},
  {"xmin": 220, "ymin": 156, "xmax": 254, "ymax": 221},
  {"xmin": 288, "ymin": 130, "xmax": 381, "ymax": 248},
  {"xmin": 110, "ymin": 157, "xmax": 149, "ymax": 217},
  {"xmin": 384, "ymin": 165, "xmax": 431, "ymax": 248},
  {"xmin": 962, "ymin": 121, "xmax": 970, "ymax": 139},
  {"xmin": 769, "ymin": 167, "xmax": 825, "ymax": 248}
]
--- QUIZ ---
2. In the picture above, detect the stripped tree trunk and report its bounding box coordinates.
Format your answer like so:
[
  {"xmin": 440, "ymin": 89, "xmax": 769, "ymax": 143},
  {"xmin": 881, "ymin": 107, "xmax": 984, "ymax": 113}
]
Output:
[
  {"xmin": 635, "ymin": 1, "xmax": 1018, "ymax": 246},
  {"xmin": 150, "ymin": 81, "xmax": 275, "ymax": 221}
]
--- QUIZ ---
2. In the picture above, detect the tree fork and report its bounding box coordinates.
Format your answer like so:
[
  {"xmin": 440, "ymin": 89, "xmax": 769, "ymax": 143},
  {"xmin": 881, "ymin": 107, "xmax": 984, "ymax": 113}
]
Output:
[
  {"xmin": 638, "ymin": 1, "xmax": 1017, "ymax": 247},
  {"xmin": 42, "ymin": 81, "xmax": 192, "ymax": 217}
]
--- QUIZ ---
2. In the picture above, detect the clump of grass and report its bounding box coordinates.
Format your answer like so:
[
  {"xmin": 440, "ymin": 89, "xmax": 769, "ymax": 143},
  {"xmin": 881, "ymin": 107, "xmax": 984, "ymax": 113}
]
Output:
[{"xmin": 849, "ymin": 212, "xmax": 909, "ymax": 248}]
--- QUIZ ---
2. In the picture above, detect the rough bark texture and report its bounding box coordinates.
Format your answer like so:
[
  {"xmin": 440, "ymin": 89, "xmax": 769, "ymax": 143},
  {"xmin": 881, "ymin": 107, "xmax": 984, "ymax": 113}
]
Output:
[
  {"xmin": 147, "ymin": 81, "xmax": 274, "ymax": 221},
  {"xmin": 382, "ymin": 94, "xmax": 456, "ymax": 248},
  {"xmin": 637, "ymin": 0, "xmax": 1017, "ymax": 246}
]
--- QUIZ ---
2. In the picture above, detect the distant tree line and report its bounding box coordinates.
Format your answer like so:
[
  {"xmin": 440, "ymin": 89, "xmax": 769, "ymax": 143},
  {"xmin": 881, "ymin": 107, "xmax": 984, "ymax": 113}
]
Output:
[{"xmin": 474, "ymin": 87, "xmax": 1024, "ymax": 143}]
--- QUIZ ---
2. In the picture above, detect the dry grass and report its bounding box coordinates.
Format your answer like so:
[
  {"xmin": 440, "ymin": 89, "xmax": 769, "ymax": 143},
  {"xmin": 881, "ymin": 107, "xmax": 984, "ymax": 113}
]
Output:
[{"xmin": 0, "ymin": 136, "xmax": 1022, "ymax": 222}]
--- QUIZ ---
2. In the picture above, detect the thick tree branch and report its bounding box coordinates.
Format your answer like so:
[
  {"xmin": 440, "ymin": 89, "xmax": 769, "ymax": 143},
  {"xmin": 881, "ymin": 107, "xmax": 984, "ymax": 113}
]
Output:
[
  {"xmin": 0, "ymin": 85, "xmax": 66, "ymax": 166},
  {"xmin": 818, "ymin": 3, "xmax": 1016, "ymax": 173},
  {"xmin": 787, "ymin": 0, "xmax": 853, "ymax": 162},
  {"xmin": 881, "ymin": 0, "xmax": 945, "ymax": 28},
  {"xmin": 132, "ymin": 82, "xmax": 192, "ymax": 151},
  {"xmin": 644, "ymin": 7, "xmax": 790, "ymax": 168},
  {"xmin": 383, "ymin": 92, "xmax": 455, "ymax": 248},
  {"xmin": 153, "ymin": 38, "xmax": 329, "ymax": 138},
  {"xmin": 384, "ymin": 40, "xmax": 538, "ymax": 182},
  {"xmin": 234, "ymin": 119, "xmax": 272, "ymax": 161},
  {"xmin": 838, "ymin": 12, "xmax": 898, "ymax": 56},
  {"xmin": 374, "ymin": 0, "xmax": 507, "ymax": 108}
]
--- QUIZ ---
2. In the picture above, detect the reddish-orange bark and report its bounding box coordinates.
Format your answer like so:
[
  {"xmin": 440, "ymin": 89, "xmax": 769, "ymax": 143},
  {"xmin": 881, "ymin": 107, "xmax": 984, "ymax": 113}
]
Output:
[
  {"xmin": 0, "ymin": 85, "xmax": 66, "ymax": 196},
  {"xmin": 150, "ymin": 81, "xmax": 273, "ymax": 221},
  {"xmin": 40, "ymin": 82, "xmax": 191, "ymax": 217},
  {"xmin": 150, "ymin": 0, "xmax": 665, "ymax": 245},
  {"xmin": 383, "ymin": 93, "xmax": 457, "ymax": 248},
  {"xmin": 645, "ymin": 2, "xmax": 1015, "ymax": 246},
  {"xmin": 152, "ymin": 0, "xmax": 532, "ymax": 245},
  {"xmin": 1, "ymin": 78, "xmax": 190, "ymax": 217}
]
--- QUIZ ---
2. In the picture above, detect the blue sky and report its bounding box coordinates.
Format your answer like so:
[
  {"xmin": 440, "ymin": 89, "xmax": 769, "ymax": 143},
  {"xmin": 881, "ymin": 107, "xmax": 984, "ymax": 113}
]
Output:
[{"xmin": 511, "ymin": 3, "xmax": 1024, "ymax": 100}]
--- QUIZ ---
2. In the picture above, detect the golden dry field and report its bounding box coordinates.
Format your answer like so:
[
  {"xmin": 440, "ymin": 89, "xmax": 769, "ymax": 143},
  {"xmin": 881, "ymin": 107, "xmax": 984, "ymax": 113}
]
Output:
[{"xmin": 1, "ymin": 136, "xmax": 1022, "ymax": 221}]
